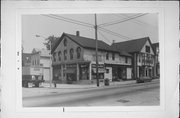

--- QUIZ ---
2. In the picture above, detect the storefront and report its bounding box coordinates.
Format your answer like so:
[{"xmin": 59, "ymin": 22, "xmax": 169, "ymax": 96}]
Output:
[
  {"xmin": 79, "ymin": 63, "xmax": 89, "ymax": 80},
  {"xmin": 139, "ymin": 66, "xmax": 153, "ymax": 78},
  {"xmin": 112, "ymin": 66, "xmax": 126, "ymax": 80},
  {"xmin": 66, "ymin": 64, "xmax": 77, "ymax": 81},
  {"xmin": 53, "ymin": 65, "xmax": 62, "ymax": 82},
  {"xmin": 91, "ymin": 64, "xmax": 105, "ymax": 80}
]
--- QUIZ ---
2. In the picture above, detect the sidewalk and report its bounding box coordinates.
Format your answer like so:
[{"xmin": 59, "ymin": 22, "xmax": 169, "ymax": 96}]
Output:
[
  {"xmin": 23, "ymin": 79, "xmax": 159, "ymax": 98},
  {"xmin": 41, "ymin": 79, "xmax": 137, "ymax": 88}
]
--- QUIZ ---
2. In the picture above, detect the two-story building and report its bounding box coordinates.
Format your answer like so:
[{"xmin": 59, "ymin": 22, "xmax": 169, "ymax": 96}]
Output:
[
  {"xmin": 31, "ymin": 49, "xmax": 51, "ymax": 82},
  {"xmin": 51, "ymin": 32, "xmax": 132, "ymax": 84},
  {"xmin": 111, "ymin": 37, "xmax": 155, "ymax": 79}
]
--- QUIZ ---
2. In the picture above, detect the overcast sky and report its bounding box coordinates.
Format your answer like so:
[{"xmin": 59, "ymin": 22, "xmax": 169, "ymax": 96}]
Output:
[{"xmin": 22, "ymin": 13, "xmax": 158, "ymax": 53}]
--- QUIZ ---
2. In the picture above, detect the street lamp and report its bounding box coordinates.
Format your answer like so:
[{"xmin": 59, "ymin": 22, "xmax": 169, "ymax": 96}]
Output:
[{"xmin": 35, "ymin": 34, "xmax": 53, "ymax": 88}]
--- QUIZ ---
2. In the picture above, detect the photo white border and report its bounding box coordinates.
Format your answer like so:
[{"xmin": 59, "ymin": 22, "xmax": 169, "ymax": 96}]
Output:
[{"xmin": 1, "ymin": 1, "xmax": 179, "ymax": 118}]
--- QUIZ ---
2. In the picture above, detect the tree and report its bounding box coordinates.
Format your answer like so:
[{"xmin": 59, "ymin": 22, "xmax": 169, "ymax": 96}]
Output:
[{"xmin": 43, "ymin": 35, "xmax": 59, "ymax": 50}]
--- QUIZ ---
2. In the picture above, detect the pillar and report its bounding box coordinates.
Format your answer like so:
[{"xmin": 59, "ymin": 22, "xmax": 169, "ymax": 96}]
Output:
[
  {"xmin": 137, "ymin": 67, "xmax": 139, "ymax": 78},
  {"xmin": 133, "ymin": 53, "xmax": 137, "ymax": 78},
  {"xmin": 61, "ymin": 65, "xmax": 63, "ymax": 82},
  {"xmin": 77, "ymin": 63, "xmax": 79, "ymax": 81},
  {"xmin": 89, "ymin": 62, "xmax": 92, "ymax": 80}
]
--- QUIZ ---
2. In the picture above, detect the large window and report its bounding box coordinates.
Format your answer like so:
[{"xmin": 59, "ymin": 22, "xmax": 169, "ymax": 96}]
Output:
[
  {"xmin": 64, "ymin": 38, "xmax": 67, "ymax": 47},
  {"xmin": 76, "ymin": 47, "xmax": 81, "ymax": 59},
  {"xmin": 146, "ymin": 46, "xmax": 150, "ymax": 53},
  {"xmin": 112, "ymin": 53, "xmax": 115, "ymax": 60},
  {"xmin": 70, "ymin": 48, "xmax": 74, "ymax": 60},
  {"xmin": 125, "ymin": 57, "xmax": 128, "ymax": 63},
  {"xmin": 58, "ymin": 51, "xmax": 61, "ymax": 61},
  {"xmin": 64, "ymin": 50, "xmax": 67, "ymax": 60},
  {"xmin": 106, "ymin": 52, "xmax": 109, "ymax": 60}
]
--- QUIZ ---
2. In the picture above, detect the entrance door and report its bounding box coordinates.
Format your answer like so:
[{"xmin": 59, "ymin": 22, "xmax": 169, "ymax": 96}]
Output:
[{"xmin": 43, "ymin": 68, "xmax": 50, "ymax": 82}]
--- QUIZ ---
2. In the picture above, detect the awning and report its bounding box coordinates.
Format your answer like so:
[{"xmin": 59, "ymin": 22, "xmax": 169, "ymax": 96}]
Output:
[{"xmin": 92, "ymin": 68, "xmax": 105, "ymax": 73}]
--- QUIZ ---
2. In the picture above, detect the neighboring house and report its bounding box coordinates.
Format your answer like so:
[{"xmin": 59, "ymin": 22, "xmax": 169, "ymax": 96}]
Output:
[
  {"xmin": 51, "ymin": 31, "xmax": 132, "ymax": 84},
  {"xmin": 22, "ymin": 53, "xmax": 31, "ymax": 67},
  {"xmin": 111, "ymin": 37, "xmax": 156, "ymax": 79},
  {"xmin": 31, "ymin": 49, "xmax": 51, "ymax": 82},
  {"xmin": 152, "ymin": 43, "xmax": 160, "ymax": 77}
]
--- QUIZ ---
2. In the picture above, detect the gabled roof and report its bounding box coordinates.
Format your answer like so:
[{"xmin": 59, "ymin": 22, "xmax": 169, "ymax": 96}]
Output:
[
  {"xmin": 111, "ymin": 37, "xmax": 152, "ymax": 53},
  {"xmin": 52, "ymin": 33, "xmax": 132, "ymax": 57}
]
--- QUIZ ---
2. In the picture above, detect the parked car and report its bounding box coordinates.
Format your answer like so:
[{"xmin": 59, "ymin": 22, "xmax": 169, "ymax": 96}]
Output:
[{"xmin": 136, "ymin": 77, "xmax": 152, "ymax": 83}]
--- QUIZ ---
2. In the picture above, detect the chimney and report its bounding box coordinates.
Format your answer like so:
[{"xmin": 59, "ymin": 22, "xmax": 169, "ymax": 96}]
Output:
[
  {"xmin": 76, "ymin": 31, "xmax": 80, "ymax": 36},
  {"xmin": 112, "ymin": 40, "xmax": 115, "ymax": 44}
]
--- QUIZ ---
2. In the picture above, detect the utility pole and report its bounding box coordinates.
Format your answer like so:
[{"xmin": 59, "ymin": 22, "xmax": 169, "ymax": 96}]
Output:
[{"xmin": 95, "ymin": 14, "xmax": 99, "ymax": 87}]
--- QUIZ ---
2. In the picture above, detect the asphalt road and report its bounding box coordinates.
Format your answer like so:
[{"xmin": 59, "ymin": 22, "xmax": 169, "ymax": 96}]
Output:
[{"xmin": 23, "ymin": 81, "xmax": 159, "ymax": 107}]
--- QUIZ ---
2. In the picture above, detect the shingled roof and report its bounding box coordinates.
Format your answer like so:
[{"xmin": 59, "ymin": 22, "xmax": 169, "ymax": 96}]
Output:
[
  {"xmin": 52, "ymin": 33, "xmax": 132, "ymax": 57},
  {"xmin": 111, "ymin": 37, "xmax": 152, "ymax": 53}
]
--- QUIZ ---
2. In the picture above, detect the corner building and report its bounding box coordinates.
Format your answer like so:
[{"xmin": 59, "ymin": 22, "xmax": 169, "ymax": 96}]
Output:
[{"xmin": 51, "ymin": 32, "xmax": 132, "ymax": 84}]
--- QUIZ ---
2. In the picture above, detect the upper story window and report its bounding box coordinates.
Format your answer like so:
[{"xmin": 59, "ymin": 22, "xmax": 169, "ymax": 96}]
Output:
[
  {"xmin": 37, "ymin": 59, "xmax": 39, "ymax": 66},
  {"xmin": 58, "ymin": 51, "xmax": 61, "ymax": 61},
  {"xmin": 145, "ymin": 46, "xmax": 150, "ymax": 53},
  {"xmin": 76, "ymin": 47, "xmax": 81, "ymax": 59},
  {"xmin": 125, "ymin": 57, "xmax": 128, "ymax": 63},
  {"xmin": 112, "ymin": 53, "xmax": 115, "ymax": 60},
  {"xmin": 53, "ymin": 52, "xmax": 56, "ymax": 62},
  {"xmin": 63, "ymin": 38, "xmax": 67, "ymax": 47},
  {"xmin": 70, "ymin": 48, "xmax": 74, "ymax": 60},
  {"xmin": 64, "ymin": 50, "xmax": 67, "ymax": 60},
  {"xmin": 106, "ymin": 52, "xmax": 109, "ymax": 60}
]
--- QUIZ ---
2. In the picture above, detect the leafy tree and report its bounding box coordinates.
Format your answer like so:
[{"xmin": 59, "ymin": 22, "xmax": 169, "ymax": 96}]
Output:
[{"xmin": 43, "ymin": 35, "xmax": 59, "ymax": 50}]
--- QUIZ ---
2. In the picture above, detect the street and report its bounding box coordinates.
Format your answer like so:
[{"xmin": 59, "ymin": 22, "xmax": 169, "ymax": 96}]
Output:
[{"xmin": 23, "ymin": 80, "xmax": 160, "ymax": 107}]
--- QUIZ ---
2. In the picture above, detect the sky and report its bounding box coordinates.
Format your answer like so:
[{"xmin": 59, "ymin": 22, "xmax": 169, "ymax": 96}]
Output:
[{"xmin": 22, "ymin": 13, "xmax": 158, "ymax": 53}]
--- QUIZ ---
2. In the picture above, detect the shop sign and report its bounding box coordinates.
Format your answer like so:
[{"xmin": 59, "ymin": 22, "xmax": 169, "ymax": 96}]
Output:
[
  {"xmin": 92, "ymin": 64, "xmax": 104, "ymax": 68},
  {"xmin": 66, "ymin": 64, "xmax": 77, "ymax": 68},
  {"xmin": 80, "ymin": 64, "xmax": 88, "ymax": 68}
]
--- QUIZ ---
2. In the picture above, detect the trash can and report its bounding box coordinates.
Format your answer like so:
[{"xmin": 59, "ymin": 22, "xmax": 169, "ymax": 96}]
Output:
[{"xmin": 104, "ymin": 78, "xmax": 110, "ymax": 86}]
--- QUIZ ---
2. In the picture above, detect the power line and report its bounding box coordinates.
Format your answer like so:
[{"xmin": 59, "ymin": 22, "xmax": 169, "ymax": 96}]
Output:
[
  {"xmin": 117, "ymin": 14, "xmax": 157, "ymax": 29},
  {"xmin": 99, "ymin": 13, "xmax": 143, "ymax": 27},
  {"xmin": 50, "ymin": 14, "xmax": 94, "ymax": 27},
  {"xmin": 98, "ymin": 27, "xmax": 131, "ymax": 40},
  {"xmin": 41, "ymin": 14, "xmax": 94, "ymax": 28},
  {"xmin": 99, "ymin": 13, "xmax": 148, "ymax": 27},
  {"xmin": 97, "ymin": 30, "xmax": 112, "ymax": 44}
]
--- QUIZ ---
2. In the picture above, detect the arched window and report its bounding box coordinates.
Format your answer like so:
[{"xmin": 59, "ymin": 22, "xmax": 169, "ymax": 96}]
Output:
[
  {"xmin": 58, "ymin": 51, "xmax": 61, "ymax": 61},
  {"xmin": 53, "ymin": 52, "xmax": 56, "ymax": 62},
  {"xmin": 64, "ymin": 50, "xmax": 67, "ymax": 60},
  {"xmin": 70, "ymin": 48, "xmax": 74, "ymax": 60},
  {"xmin": 76, "ymin": 47, "xmax": 81, "ymax": 59},
  {"xmin": 63, "ymin": 38, "xmax": 67, "ymax": 47}
]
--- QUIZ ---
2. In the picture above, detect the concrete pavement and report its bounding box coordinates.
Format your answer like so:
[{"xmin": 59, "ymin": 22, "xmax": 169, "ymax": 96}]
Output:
[
  {"xmin": 23, "ymin": 81, "xmax": 159, "ymax": 107},
  {"xmin": 23, "ymin": 79, "xmax": 159, "ymax": 98}
]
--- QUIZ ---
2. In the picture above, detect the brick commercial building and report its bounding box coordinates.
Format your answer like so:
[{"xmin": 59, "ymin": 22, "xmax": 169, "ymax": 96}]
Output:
[{"xmin": 51, "ymin": 32, "xmax": 132, "ymax": 84}]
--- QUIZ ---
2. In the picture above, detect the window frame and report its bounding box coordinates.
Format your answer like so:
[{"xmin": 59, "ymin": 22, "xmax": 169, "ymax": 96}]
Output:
[{"xmin": 70, "ymin": 48, "xmax": 74, "ymax": 60}]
